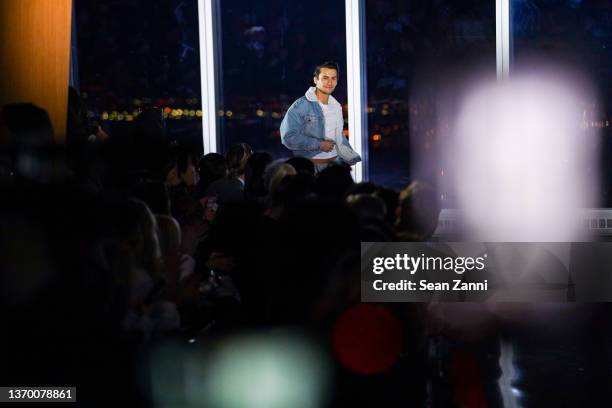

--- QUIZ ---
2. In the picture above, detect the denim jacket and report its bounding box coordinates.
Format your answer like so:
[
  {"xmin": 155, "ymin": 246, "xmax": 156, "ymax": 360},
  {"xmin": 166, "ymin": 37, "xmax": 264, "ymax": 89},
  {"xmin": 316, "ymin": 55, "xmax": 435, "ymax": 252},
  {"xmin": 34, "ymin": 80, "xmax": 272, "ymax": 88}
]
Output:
[{"xmin": 280, "ymin": 87, "xmax": 361, "ymax": 165}]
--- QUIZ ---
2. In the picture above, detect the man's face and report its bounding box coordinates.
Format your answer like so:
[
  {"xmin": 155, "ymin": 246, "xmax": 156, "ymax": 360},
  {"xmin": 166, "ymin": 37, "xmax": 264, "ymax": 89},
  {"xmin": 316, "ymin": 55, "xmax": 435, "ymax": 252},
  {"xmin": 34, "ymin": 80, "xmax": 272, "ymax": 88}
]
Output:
[{"xmin": 313, "ymin": 68, "xmax": 338, "ymax": 95}]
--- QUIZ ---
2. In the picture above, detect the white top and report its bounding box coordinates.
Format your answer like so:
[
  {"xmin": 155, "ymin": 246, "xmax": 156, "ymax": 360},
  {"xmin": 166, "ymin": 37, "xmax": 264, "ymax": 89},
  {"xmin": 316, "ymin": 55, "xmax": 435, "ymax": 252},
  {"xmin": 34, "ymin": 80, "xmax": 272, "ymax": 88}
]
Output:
[{"xmin": 312, "ymin": 100, "xmax": 341, "ymax": 160}]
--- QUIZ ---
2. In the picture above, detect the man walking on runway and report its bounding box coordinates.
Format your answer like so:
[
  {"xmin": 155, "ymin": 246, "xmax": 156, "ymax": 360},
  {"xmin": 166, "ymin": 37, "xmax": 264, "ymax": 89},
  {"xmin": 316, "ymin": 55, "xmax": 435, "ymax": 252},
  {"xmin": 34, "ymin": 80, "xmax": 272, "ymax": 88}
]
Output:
[{"xmin": 280, "ymin": 61, "xmax": 361, "ymax": 170}]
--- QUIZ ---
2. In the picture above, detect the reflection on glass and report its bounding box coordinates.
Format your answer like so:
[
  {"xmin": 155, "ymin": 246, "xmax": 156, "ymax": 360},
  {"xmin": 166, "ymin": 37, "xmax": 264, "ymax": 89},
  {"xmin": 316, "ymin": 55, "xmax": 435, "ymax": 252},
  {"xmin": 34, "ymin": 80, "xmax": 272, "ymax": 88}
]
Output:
[
  {"xmin": 218, "ymin": 0, "xmax": 347, "ymax": 156},
  {"xmin": 366, "ymin": 0, "xmax": 496, "ymax": 206}
]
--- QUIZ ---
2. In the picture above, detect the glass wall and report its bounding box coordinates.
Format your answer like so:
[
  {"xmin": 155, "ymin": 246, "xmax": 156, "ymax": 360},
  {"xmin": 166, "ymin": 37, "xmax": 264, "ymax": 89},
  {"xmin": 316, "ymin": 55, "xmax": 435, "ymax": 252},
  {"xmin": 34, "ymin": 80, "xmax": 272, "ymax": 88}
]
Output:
[
  {"xmin": 365, "ymin": 0, "xmax": 496, "ymax": 205},
  {"xmin": 217, "ymin": 0, "xmax": 347, "ymax": 156},
  {"xmin": 75, "ymin": 0, "xmax": 612, "ymax": 206},
  {"xmin": 512, "ymin": 0, "xmax": 612, "ymax": 205},
  {"xmin": 75, "ymin": 0, "xmax": 203, "ymax": 151}
]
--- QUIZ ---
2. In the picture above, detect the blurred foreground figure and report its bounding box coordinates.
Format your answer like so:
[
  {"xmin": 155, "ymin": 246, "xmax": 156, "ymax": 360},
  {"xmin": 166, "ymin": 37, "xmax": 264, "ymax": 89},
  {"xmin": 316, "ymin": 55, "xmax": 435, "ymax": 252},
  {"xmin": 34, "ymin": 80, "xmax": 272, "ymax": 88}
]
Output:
[
  {"xmin": 450, "ymin": 70, "xmax": 599, "ymax": 241},
  {"xmin": 428, "ymin": 69, "xmax": 609, "ymax": 408}
]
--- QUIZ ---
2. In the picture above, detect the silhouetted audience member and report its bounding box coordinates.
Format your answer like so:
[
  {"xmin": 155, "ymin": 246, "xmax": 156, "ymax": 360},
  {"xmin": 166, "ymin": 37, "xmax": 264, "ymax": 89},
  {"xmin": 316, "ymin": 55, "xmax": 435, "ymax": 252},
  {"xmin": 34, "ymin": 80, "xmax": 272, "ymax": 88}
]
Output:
[
  {"xmin": 196, "ymin": 200, "xmax": 277, "ymax": 326},
  {"xmin": 155, "ymin": 214, "xmax": 198, "ymax": 304},
  {"xmin": 266, "ymin": 163, "xmax": 304, "ymax": 220},
  {"xmin": 270, "ymin": 173, "xmax": 316, "ymax": 216},
  {"xmin": 66, "ymin": 86, "xmax": 109, "ymax": 149},
  {"xmin": 376, "ymin": 187, "xmax": 400, "ymax": 227},
  {"xmin": 1, "ymin": 103, "xmax": 70, "ymax": 183},
  {"xmin": 204, "ymin": 143, "xmax": 253, "ymax": 205},
  {"xmin": 130, "ymin": 180, "xmax": 171, "ymax": 215},
  {"xmin": 266, "ymin": 163, "xmax": 296, "ymax": 200},
  {"xmin": 286, "ymin": 156, "xmax": 315, "ymax": 178},
  {"xmin": 196, "ymin": 152, "xmax": 227, "ymax": 197},
  {"xmin": 66, "ymin": 86, "xmax": 91, "ymax": 146},
  {"xmin": 2, "ymin": 103, "xmax": 54, "ymax": 148},
  {"xmin": 345, "ymin": 182, "xmax": 399, "ymax": 230},
  {"xmin": 244, "ymin": 151, "xmax": 273, "ymax": 201},
  {"xmin": 346, "ymin": 193, "xmax": 386, "ymax": 222},
  {"xmin": 314, "ymin": 163, "xmax": 354, "ymax": 203},
  {"xmin": 346, "ymin": 193, "xmax": 394, "ymax": 241},
  {"xmin": 2, "ymin": 183, "xmax": 149, "ymax": 406},
  {"xmin": 345, "ymin": 181, "xmax": 378, "ymax": 197},
  {"xmin": 271, "ymin": 197, "xmax": 360, "ymax": 323},
  {"xmin": 226, "ymin": 142, "xmax": 252, "ymax": 181},
  {"xmin": 131, "ymin": 107, "xmax": 167, "ymax": 176},
  {"xmin": 263, "ymin": 159, "xmax": 290, "ymax": 193},
  {"xmin": 165, "ymin": 145, "xmax": 199, "ymax": 191},
  {"xmin": 117, "ymin": 199, "xmax": 180, "ymax": 339},
  {"xmin": 395, "ymin": 181, "xmax": 440, "ymax": 241}
]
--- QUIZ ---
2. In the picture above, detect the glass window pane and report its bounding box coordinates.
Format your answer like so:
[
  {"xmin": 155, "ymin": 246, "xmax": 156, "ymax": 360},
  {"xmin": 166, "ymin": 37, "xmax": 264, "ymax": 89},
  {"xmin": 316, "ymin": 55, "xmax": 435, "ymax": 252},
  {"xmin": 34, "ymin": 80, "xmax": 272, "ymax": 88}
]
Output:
[
  {"xmin": 365, "ymin": 0, "xmax": 496, "ymax": 206},
  {"xmin": 512, "ymin": 0, "xmax": 612, "ymax": 205},
  {"xmin": 75, "ymin": 0, "xmax": 202, "ymax": 150},
  {"xmin": 218, "ymin": 0, "xmax": 347, "ymax": 156}
]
